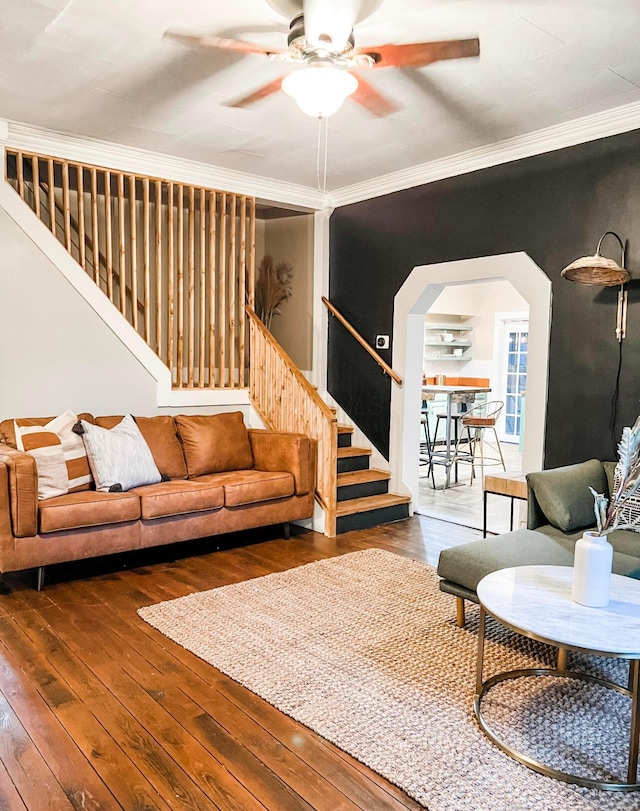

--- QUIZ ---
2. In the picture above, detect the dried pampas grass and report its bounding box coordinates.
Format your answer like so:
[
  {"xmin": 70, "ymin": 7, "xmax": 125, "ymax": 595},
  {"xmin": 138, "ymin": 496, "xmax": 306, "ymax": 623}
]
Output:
[{"xmin": 256, "ymin": 254, "xmax": 294, "ymax": 329}]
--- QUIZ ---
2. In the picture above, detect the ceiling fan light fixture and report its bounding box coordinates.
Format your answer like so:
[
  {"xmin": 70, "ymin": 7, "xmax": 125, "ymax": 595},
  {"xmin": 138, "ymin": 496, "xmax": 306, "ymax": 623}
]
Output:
[{"xmin": 281, "ymin": 66, "xmax": 358, "ymax": 117}]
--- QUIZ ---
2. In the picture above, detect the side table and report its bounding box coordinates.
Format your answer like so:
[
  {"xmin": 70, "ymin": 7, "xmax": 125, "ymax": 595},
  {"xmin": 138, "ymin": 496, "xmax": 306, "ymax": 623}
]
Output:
[
  {"xmin": 483, "ymin": 471, "xmax": 527, "ymax": 537},
  {"xmin": 475, "ymin": 565, "xmax": 640, "ymax": 791}
]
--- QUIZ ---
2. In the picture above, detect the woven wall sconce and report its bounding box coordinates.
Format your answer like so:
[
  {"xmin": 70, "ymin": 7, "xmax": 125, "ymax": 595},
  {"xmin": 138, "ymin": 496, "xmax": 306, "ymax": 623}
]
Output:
[{"xmin": 561, "ymin": 231, "xmax": 629, "ymax": 342}]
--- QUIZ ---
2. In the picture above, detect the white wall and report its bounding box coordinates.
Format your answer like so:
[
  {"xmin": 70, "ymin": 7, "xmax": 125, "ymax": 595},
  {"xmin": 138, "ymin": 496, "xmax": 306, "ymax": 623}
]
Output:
[
  {"xmin": 264, "ymin": 215, "xmax": 314, "ymax": 371},
  {"xmin": 0, "ymin": 207, "xmax": 249, "ymax": 420},
  {"xmin": 425, "ymin": 280, "xmax": 528, "ymax": 379}
]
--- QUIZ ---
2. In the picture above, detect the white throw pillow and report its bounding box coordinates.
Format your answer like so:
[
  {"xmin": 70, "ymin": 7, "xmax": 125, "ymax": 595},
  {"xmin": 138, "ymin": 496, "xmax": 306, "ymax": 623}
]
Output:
[
  {"xmin": 80, "ymin": 414, "xmax": 161, "ymax": 492},
  {"xmin": 612, "ymin": 464, "xmax": 640, "ymax": 532},
  {"xmin": 14, "ymin": 410, "xmax": 93, "ymax": 498}
]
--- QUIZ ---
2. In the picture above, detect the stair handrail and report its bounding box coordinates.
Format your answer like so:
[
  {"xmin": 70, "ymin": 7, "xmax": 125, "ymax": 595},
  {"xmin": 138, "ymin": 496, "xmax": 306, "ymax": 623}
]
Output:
[
  {"xmin": 246, "ymin": 305, "xmax": 338, "ymax": 535},
  {"xmin": 322, "ymin": 296, "xmax": 402, "ymax": 386}
]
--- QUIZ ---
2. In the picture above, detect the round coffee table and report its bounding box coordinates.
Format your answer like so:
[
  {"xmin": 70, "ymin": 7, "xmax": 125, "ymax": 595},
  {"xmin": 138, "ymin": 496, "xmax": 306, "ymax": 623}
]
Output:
[{"xmin": 475, "ymin": 565, "xmax": 640, "ymax": 791}]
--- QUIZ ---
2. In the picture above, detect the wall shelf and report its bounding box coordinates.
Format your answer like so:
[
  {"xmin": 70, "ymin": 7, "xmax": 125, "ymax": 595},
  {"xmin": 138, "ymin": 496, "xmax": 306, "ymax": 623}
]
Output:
[
  {"xmin": 424, "ymin": 340, "xmax": 471, "ymax": 347},
  {"xmin": 424, "ymin": 319, "xmax": 473, "ymax": 362},
  {"xmin": 425, "ymin": 354, "xmax": 472, "ymax": 362},
  {"xmin": 424, "ymin": 323, "xmax": 473, "ymax": 332}
]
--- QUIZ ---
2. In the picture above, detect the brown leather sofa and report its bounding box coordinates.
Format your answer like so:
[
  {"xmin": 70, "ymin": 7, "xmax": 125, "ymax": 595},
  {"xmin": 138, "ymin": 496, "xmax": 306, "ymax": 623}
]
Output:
[{"xmin": 0, "ymin": 412, "xmax": 316, "ymax": 587}]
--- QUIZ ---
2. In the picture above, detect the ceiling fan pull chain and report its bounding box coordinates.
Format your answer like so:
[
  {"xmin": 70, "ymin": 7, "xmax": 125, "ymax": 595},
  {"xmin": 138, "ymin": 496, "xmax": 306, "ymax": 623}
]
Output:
[
  {"xmin": 316, "ymin": 115, "xmax": 330, "ymax": 194},
  {"xmin": 323, "ymin": 117, "xmax": 329, "ymax": 195}
]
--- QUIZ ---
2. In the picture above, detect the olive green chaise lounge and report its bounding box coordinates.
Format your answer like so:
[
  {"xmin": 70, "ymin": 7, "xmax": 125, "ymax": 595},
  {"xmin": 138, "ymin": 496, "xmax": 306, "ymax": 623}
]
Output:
[{"xmin": 437, "ymin": 460, "xmax": 640, "ymax": 627}]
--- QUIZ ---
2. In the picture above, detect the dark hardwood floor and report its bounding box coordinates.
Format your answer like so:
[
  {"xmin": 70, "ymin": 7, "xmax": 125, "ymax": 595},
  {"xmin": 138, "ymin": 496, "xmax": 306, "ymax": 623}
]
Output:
[{"xmin": 0, "ymin": 516, "xmax": 481, "ymax": 810}]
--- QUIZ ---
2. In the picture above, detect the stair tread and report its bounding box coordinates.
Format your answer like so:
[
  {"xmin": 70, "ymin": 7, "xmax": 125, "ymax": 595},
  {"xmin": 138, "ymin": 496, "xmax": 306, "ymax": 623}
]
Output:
[
  {"xmin": 337, "ymin": 424, "xmax": 354, "ymax": 434},
  {"xmin": 337, "ymin": 469, "xmax": 391, "ymax": 486},
  {"xmin": 336, "ymin": 493, "xmax": 411, "ymax": 517},
  {"xmin": 337, "ymin": 446, "xmax": 372, "ymax": 458}
]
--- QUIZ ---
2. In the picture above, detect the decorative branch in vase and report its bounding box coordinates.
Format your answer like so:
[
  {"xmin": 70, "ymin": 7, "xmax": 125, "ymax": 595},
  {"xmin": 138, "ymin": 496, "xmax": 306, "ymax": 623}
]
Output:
[
  {"xmin": 573, "ymin": 414, "xmax": 640, "ymax": 607},
  {"xmin": 590, "ymin": 414, "xmax": 640, "ymax": 534},
  {"xmin": 255, "ymin": 254, "xmax": 294, "ymax": 331}
]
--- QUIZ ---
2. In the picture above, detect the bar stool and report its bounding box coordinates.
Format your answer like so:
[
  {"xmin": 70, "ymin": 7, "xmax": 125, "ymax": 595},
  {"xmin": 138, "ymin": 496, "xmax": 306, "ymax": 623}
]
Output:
[
  {"xmin": 419, "ymin": 393, "xmax": 436, "ymax": 488},
  {"xmin": 446, "ymin": 400, "xmax": 506, "ymax": 488},
  {"xmin": 433, "ymin": 393, "xmax": 475, "ymax": 483}
]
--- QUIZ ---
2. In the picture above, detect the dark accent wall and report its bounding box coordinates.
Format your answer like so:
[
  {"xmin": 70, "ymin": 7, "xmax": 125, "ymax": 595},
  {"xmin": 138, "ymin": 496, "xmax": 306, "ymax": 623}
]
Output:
[{"xmin": 329, "ymin": 130, "xmax": 640, "ymax": 467}]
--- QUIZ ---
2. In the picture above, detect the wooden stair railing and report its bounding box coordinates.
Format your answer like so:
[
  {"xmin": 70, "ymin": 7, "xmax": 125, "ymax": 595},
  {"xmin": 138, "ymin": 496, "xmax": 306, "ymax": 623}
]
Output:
[
  {"xmin": 246, "ymin": 305, "xmax": 339, "ymax": 536},
  {"xmin": 21, "ymin": 169, "xmax": 146, "ymax": 320},
  {"xmin": 5, "ymin": 149, "xmax": 255, "ymax": 390},
  {"xmin": 322, "ymin": 296, "xmax": 403, "ymax": 385}
]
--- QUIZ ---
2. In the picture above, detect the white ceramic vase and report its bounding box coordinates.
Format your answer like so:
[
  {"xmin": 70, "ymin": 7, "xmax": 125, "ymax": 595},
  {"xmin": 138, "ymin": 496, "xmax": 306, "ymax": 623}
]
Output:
[{"xmin": 572, "ymin": 530, "xmax": 613, "ymax": 607}]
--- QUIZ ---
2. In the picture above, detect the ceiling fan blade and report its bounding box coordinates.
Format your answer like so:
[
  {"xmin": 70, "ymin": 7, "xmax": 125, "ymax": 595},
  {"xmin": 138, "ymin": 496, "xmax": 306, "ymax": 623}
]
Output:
[
  {"xmin": 165, "ymin": 30, "xmax": 285, "ymax": 57},
  {"xmin": 350, "ymin": 74, "xmax": 400, "ymax": 117},
  {"xmin": 227, "ymin": 76, "xmax": 287, "ymax": 109},
  {"xmin": 358, "ymin": 38, "xmax": 480, "ymax": 69}
]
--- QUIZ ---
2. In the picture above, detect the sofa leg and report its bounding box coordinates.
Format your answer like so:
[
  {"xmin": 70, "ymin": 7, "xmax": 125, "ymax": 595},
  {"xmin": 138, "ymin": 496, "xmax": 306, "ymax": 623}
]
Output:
[
  {"xmin": 283, "ymin": 522, "xmax": 290, "ymax": 540},
  {"xmin": 456, "ymin": 596, "xmax": 466, "ymax": 628},
  {"xmin": 36, "ymin": 566, "xmax": 45, "ymax": 592}
]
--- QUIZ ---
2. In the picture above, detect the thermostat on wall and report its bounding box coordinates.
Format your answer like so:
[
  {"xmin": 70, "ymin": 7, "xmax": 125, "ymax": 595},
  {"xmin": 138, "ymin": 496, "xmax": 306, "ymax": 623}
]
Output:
[{"xmin": 375, "ymin": 335, "xmax": 390, "ymax": 350}]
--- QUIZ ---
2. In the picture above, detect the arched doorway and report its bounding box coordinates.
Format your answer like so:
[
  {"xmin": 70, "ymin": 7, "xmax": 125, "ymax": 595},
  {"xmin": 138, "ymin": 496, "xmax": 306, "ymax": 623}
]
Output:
[{"xmin": 389, "ymin": 253, "xmax": 552, "ymax": 509}]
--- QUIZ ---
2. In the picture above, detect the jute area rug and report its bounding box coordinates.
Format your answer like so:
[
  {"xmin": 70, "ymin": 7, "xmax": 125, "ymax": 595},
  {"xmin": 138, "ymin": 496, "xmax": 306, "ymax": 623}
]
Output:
[{"xmin": 138, "ymin": 549, "xmax": 638, "ymax": 811}]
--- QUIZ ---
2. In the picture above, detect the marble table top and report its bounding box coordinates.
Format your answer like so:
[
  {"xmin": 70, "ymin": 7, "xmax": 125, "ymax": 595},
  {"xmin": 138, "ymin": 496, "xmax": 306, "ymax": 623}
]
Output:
[{"xmin": 477, "ymin": 565, "xmax": 640, "ymax": 657}]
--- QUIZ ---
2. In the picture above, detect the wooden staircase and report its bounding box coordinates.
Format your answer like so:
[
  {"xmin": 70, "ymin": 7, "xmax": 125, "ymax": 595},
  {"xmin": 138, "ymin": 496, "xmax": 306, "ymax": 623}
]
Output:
[
  {"xmin": 335, "ymin": 423, "xmax": 410, "ymax": 534},
  {"xmin": 4, "ymin": 148, "xmax": 411, "ymax": 538}
]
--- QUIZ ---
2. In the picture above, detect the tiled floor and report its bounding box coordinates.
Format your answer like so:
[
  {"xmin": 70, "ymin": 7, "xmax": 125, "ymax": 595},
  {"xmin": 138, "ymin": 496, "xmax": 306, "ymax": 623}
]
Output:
[{"xmin": 416, "ymin": 439, "xmax": 523, "ymax": 534}]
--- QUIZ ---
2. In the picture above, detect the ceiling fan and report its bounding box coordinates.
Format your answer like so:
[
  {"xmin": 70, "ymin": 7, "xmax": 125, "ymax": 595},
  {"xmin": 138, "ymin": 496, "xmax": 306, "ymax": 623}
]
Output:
[{"xmin": 166, "ymin": 0, "xmax": 480, "ymax": 118}]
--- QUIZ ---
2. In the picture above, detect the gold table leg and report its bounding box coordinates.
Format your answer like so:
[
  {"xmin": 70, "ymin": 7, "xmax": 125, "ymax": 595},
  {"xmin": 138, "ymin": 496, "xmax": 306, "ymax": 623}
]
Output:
[
  {"xmin": 629, "ymin": 660, "xmax": 639, "ymax": 784},
  {"xmin": 475, "ymin": 607, "xmax": 486, "ymax": 696},
  {"xmin": 557, "ymin": 647, "xmax": 567, "ymax": 673}
]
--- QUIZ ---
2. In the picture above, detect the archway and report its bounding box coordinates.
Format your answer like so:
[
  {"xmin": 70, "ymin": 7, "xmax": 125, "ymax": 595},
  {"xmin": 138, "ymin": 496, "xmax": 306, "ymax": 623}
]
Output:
[{"xmin": 390, "ymin": 253, "xmax": 552, "ymax": 509}]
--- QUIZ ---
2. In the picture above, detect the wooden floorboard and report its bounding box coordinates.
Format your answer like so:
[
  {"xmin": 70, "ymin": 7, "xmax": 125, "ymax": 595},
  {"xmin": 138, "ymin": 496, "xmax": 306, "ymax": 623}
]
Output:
[{"xmin": 0, "ymin": 516, "xmax": 482, "ymax": 810}]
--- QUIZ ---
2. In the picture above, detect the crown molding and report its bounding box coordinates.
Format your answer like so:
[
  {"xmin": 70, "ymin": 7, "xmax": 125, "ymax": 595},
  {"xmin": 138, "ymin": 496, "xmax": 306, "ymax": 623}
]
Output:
[
  {"xmin": 329, "ymin": 100, "xmax": 640, "ymax": 208},
  {"xmin": 3, "ymin": 120, "xmax": 325, "ymax": 210},
  {"xmin": 6, "ymin": 100, "xmax": 640, "ymax": 214}
]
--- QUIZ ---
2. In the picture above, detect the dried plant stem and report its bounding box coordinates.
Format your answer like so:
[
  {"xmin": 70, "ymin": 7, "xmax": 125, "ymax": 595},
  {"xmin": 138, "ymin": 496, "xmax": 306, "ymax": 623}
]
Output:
[{"xmin": 256, "ymin": 254, "xmax": 294, "ymax": 330}]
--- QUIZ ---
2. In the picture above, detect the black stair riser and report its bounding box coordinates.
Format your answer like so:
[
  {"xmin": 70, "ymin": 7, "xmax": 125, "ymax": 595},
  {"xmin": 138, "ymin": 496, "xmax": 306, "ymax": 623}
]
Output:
[
  {"xmin": 337, "ymin": 455, "xmax": 370, "ymax": 473},
  {"xmin": 337, "ymin": 432, "xmax": 353, "ymax": 448},
  {"xmin": 337, "ymin": 479, "xmax": 389, "ymax": 502},
  {"xmin": 336, "ymin": 503, "xmax": 410, "ymax": 534}
]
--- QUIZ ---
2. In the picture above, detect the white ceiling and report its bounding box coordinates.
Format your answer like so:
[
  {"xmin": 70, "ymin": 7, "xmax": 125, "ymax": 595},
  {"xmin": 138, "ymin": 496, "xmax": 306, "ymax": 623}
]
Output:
[{"xmin": 2, "ymin": 0, "xmax": 640, "ymax": 193}]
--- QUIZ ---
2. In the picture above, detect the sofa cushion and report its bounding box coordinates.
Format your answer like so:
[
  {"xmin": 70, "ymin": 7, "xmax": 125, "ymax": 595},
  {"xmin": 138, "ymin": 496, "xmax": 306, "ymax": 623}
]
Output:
[
  {"xmin": 130, "ymin": 480, "xmax": 224, "ymax": 519},
  {"xmin": 15, "ymin": 410, "xmax": 93, "ymax": 493},
  {"xmin": 176, "ymin": 412, "xmax": 254, "ymax": 477},
  {"xmin": 96, "ymin": 415, "xmax": 188, "ymax": 480},
  {"xmin": 437, "ymin": 529, "xmax": 576, "ymax": 594},
  {"xmin": 438, "ymin": 528, "xmax": 640, "ymax": 596},
  {"xmin": 39, "ymin": 490, "xmax": 141, "ymax": 534},
  {"xmin": 536, "ymin": 523, "xmax": 640, "ymax": 558},
  {"xmin": 197, "ymin": 470, "xmax": 295, "ymax": 506},
  {"xmin": 527, "ymin": 460, "xmax": 607, "ymax": 533}
]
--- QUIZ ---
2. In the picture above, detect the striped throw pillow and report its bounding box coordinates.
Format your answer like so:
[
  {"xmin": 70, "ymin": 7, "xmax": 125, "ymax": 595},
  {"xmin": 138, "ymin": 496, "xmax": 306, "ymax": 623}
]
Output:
[
  {"xmin": 14, "ymin": 427, "xmax": 68, "ymax": 500},
  {"xmin": 15, "ymin": 410, "xmax": 93, "ymax": 494}
]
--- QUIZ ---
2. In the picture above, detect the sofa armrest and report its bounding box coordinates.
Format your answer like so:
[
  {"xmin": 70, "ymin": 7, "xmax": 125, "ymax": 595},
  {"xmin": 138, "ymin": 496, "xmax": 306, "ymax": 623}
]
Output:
[
  {"xmin": 248, "ymin": 430, "xmax": 317, "ymax": 496},
  {"xmin": 0, "ymin": 443, "xmax": 37, "ymax": 537}
]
